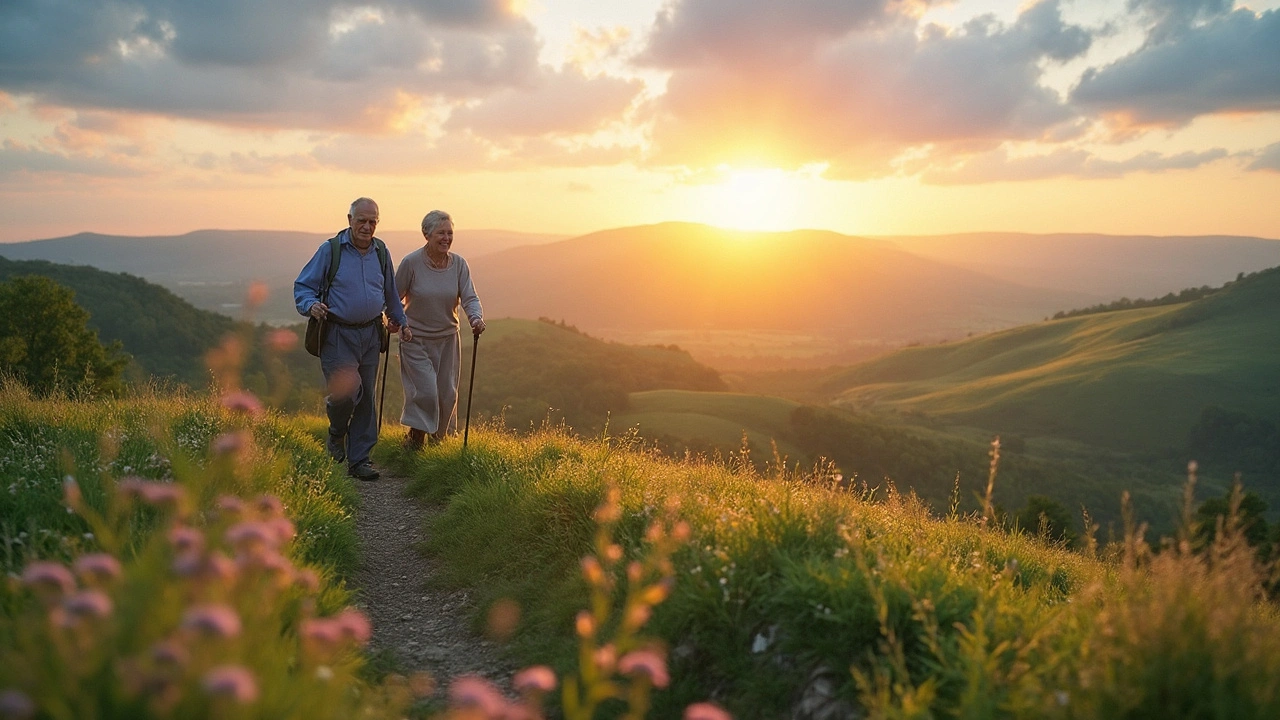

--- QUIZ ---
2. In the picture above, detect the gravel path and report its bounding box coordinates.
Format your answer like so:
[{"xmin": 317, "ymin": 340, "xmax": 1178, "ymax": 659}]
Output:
[{"xmin": 349, "ymin": 468, "xmax": 516, "ymax": 694}]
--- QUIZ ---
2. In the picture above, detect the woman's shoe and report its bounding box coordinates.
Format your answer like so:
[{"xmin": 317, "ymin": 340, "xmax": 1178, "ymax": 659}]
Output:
[{"xmin": 405, "ymin": 428, "xmax": 425, "ymax": 450}]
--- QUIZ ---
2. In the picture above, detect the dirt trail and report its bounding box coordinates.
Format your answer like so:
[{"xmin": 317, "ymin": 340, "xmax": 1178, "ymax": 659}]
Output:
[{"xmin": 349, "ymin": 469, "xmax": 515, "ymax": 692}]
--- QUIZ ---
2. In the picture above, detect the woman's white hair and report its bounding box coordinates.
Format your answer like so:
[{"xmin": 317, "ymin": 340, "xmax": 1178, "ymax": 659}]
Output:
[{"xmin": 421, "ymin": 210, "xmax": 452, "ymax": 234}]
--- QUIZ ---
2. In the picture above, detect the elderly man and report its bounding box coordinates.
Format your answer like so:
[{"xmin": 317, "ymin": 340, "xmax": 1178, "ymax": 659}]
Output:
[{"xmin": 294, "ymin": 197, "xmax": 411, "ymax": 481}]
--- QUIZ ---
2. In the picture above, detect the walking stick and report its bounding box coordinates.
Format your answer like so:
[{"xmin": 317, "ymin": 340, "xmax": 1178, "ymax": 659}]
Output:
[
  {"xmin": 463, "ymin": 330, "xmax": 480, "ymax": 449},
  {"xmin": 377, "ymin": 330, "xmax": 390, "ymax": 433}
]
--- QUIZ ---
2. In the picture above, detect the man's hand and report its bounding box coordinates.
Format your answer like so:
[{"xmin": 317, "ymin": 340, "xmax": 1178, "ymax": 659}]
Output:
[
  {"xmin": 400, "ymin": 327, "xmax": 413, "ymax": 342},
  {"xmin": 309, "ymin": 302, "xmax": 328, "ymax": 319},
  {"xmin": 387, "ymin": 320, "xmax": 401, "ymax": 334},
  {"xmin": 471, "ymin": 317, "xmax": 486, "ymax": 335}
]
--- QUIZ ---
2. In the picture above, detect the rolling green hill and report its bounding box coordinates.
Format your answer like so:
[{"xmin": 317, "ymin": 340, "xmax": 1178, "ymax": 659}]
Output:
[{"xmin": 820, "ymin": 265, "xmax": 1280, "ymax": 459}]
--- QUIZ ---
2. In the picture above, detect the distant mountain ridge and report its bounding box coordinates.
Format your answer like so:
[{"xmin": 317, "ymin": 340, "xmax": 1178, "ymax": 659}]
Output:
[
  {"xmin": 882, "ymin": 231, "xmax": 1280, "ymax": 298},
  {"xmin": 5, "ymin": 223, "xmax": 1279, "ymax": 367},
  {"xmin": 470, "ymin": 222, "xmax": 1093, "ymax": 341}
]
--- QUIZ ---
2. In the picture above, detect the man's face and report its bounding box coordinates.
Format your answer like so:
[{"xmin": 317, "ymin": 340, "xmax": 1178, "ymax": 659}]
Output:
[{"xmin": 348, "ymin": 201, "xmax": 379, "ymax": 247}]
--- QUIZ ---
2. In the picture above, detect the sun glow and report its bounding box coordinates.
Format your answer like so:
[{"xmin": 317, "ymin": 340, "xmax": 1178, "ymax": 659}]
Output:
[{"xmin": 699, "ymin": 167, "xmax": 804, "ymax": 232}]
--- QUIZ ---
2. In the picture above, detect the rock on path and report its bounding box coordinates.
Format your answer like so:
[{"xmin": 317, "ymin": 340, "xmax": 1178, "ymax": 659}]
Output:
[{"xmin": 349, "ymin": 469, "xmax": 516, "ymax": 693}]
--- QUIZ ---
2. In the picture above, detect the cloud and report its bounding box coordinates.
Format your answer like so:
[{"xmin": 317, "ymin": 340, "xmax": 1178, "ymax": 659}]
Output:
[
  {"xmin": 447, "ymin": 70, "xmax": 642, "ymax": 138},
  {"xmin": 920, "ymin": 145, "xmax": 1230, "ymax": 184},
  {"xmin": 639, "ymin": 0, "xmax": 1091, "ymax": 177},
  {"xmin": 0, "ymin": 0, "xmax": 543, "ymax": 129},
  {"xmin": 0, "ymin": 139, "xmax": 147, "ymax": 178},
  {"xmin": 1248, "ymin": 141, "xmax": 1280, "ymax": 172},
  {"xmin": 1072, "ymin": 9, "xmax": 1280, "ymax": 126}
]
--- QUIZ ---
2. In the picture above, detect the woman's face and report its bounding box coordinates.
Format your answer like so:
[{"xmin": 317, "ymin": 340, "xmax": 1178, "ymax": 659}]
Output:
[{"xmin": 424, "ymin": 219, "xmax": 454, "ymax": 255}]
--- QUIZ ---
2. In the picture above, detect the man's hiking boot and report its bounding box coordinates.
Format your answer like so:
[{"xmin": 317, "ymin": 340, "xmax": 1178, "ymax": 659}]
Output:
[
  {"xmin": 326, "ymin": 432, "xmax": 346, "ymax": 463},
  {"xmin": 349, "ymin": 461, "xmax": 379, "ymax": 482}
]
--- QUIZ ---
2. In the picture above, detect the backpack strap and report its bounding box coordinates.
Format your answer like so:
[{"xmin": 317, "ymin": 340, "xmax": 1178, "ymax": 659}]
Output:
[{"xmin": 321, "ymin": 234, "xmax": 391, "ymax": 302}]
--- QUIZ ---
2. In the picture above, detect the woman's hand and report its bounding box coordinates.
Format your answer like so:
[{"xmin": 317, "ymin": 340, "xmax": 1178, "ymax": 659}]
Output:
[{"xmin": 400, "ymin": 327, "xmax": 413, "ymax": 342}]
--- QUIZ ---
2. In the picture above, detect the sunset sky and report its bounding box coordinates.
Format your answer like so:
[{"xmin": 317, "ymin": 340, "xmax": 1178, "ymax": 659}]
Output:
[{"xmin": 2, "ymin": 0, "xmax": 1279, "ymax": 242}]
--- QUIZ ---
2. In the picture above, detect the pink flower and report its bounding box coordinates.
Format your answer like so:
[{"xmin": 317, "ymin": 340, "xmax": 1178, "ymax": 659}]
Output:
[
  {"xmin": 168, "ymin": 526, "xmax": 204, "ymax": 555},
  {"xmin": 684, "ymin": 702, "xmax": 733, "ymax": 720},
  {"xmin": 134, "ymin": 482, "xmax": 187, "ymax": 512},
  {"xmin": 220, "ymin": 391, "xmax": 263, "ymax": 417},
  {"xmin": 151, "ymin": 640, "xmax": 189, "ymax": 668},
  {"xmin": 226, "ymin": 521, "xmax": 277, "ymax": 554},
  {"xmin": 182, "ymin": 605, "xmax": 242, "ymax": 638},
  {"xmin": 202, "ymin": 665, "xmax": 258, "ymax": 703},
  {"xmin": 264, "ymin": 517, "xmax": 295, "ymax": 544},
  {"xmin": 22, "ymin": 562, "xmax": 75, "ymax": 598},
  {"xmin": 449, "ymin": 676, "xmax": 508, "ymax": 717},
  {"xmin": 215, "ymin": 495, "xmax": 245, "ymax": 517},
  {"xmin": 618, "ymin": 649, "xmax": 669, "ymax": 688},
  {"xmin": 211, "ymin": 432, "xmax": 247, "ymax": 456},
  {"xmin": 299, "ymin": 617, "xmax": 343, "ymax": 652},
  {"xmin": 204, "ymin": 552, "xmax": 239, "ymax": 584},
  {"xmin": 255, "ymin": 495, "xmax": 284, "ymax": 519},
  {"xmin": 512, "ymin": 665, "xmax": 556, "ymax": 694},
  {"xmin": 238, "ymin": 551, "xmax": 294, "ymax": 588},
  {"xmin": 267, "ymin": 328, "xmax": 298, "ymax": 353},
  {"xmin": 73, "ymin": 553, "xmax": 122, "ymax": 585},
  {"xmin": 61, "ymin": 590, "xmax": 113, "ymax": 620},
  {"xmin": 0, "ymin": 689, "xmax": 36, "ymax": 719},
  {"xmin": 335, "ymin": 609, "xmax": 371, "ymax": 645},
  {"xmin": 593, "ymin": 644, "xmax": 617, "ymax": 674},
  {"xmin": 294, "ymin": 568, "xmax": 320, "ymax": 593}
]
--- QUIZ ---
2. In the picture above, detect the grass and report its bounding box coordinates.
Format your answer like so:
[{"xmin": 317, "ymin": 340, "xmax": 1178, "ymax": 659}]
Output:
[
  {"xmin": 0, "ymin": 382, "xmax": 420, "ymax": 719},
  {"xmin": 388, "ymin": 424, "xmax": 1280, "ymax": 719},
  {"xmin": 818, "ymin": 267, "xmax": 1280, "ymax": 455}
]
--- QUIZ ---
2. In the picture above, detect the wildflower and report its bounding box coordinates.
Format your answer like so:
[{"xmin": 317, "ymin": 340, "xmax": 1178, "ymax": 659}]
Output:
[
  {"xmin": 226, "ymin": 521, "xmax": 277, "ymax": 555},
  {"xmin": 151, "ymin": 640, "xmax": 189, "ymax": 668},
  {"xmin": 136, "ymin": 482, "xmax": 187, "ymax": 514},
  {"xmin": 168, "ymin": 526, "xmax": 204, "ymax": 556},
  {"xmin": 581, "ymin": 557, "xmax": 604, "ymax": 586},
  {"xmin": 335, "ymin": 608, "xmax": 372, "ymax": 645},
  {"xmin": 211, "ymin": 432, "xmax": 247, "ymax": 456},
  {"xmin": 205, "ymin": 552, "xmax": 238, "ymax": 583},
  {"xmin": 63, "ymin": 475, "xmax": 82, "ymax": 508},
  {"xmin": 215, "ymin": 495, "xmax": 246, "ymax": 518},
  {"xmin": 72, "ymin": 553, "xmax": 121, "ymax": 586},
  {"xmin": 684, "ymin": 702, "xmax": 732, "ymax": 720},
  {"xmin": 246, "ymin": 282, "xmax": 269, "ymax": 308},
  {"xmin": 294, "ymin": 568, "xmax": 320, "ymax": 593},
  {"xmin": 623, "ymin": 604, "xmax": 652, "ymax": 630},
  {"xmin": 593, "ymin": 644, "xmax": 617, "ymax": 674},
  {"xmin": 22, "ymin": 562, "xmax": 75, "ymax": 599},
  {"xmin": 264, "ymin": 517, "xmax": 295, "ymax": 544},
  {"xmin": 512, "ymin": 666, "xmax": 556, "ymax": 694},
  {"xmin": 202, "ymin": 665, "xmax": 258, "ymax": 704},
  {"xmin": 300, "ymin": 617, "xmax": 343, "ymax": 655},
  {"xmin": 618, "ymin": 649, "xmax": 669, "ymax": 688},
  {"xmin": 604, "ymin": 544, "xmax": 623, "ymax": 563},
  {"xmin": 0, "ymin": 689, "xmax": 35, "ymax": 719},
  {"xmin": 61, "ymin": 589, "xmax": 113, "ymax": 621},
  {"xmin": 256, "ymin": 495, "xmax": 284, "ymax": 519},
  {"xmin": 267, "ymin": 328, "xmax": 298, "ymax": 353},
  {"xmin": 449, "ymin": 676, "xmax": 508, "ymax": 717},
  {"xmin": 220, "ymin": 391, "xmax": 264, "ymax": 417},
  {"xmin": 240, "ymin": 550, "xmax": 294, "ymax": 588},
  {"xmin": 182, "ymin": 605, "xmax": 242, "ymax": 638},
  {"xmin": 575, "ymin": 611, "xmax": 594, "ymax": 638}
]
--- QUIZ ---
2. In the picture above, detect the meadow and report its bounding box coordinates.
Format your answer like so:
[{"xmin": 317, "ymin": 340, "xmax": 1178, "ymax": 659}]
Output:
[{"xmin": 6, "ymin": 375, "xmax": 1280, "ymax": 718}]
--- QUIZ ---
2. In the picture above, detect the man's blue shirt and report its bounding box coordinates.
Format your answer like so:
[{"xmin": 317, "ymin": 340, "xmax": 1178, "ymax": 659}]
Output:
[{"xmin": 294, "ymin": 228, "xmax": 408, "ymax": 327}]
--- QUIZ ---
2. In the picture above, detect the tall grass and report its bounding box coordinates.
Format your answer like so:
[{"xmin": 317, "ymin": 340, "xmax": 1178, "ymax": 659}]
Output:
[
  {"xmin": 392, "ymin": 424, "xmax": 1280, "ymax": 719},
  {"xmin": 0, "ymin": 382, "xmax": 417, "ymax": 718}
]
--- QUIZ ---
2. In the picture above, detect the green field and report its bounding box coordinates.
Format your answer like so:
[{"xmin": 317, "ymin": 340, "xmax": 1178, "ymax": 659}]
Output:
[{"xmin": 818, "ymin": 267, "xmax": 1280, "ymax": 456}]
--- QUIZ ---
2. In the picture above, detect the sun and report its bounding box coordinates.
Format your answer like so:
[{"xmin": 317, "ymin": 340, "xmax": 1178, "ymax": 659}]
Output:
[{"xmin": 700, "ymin": 167, "xmax": 803, "ymax": 232}]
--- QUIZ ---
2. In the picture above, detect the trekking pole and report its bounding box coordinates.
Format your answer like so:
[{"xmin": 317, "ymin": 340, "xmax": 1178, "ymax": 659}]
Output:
[
  {"xmin": 377, "ymin": 330, "xmax": 390, "ymax": 433},
  {"xmin": 463, "ymin": 329, "xmax": 480, "ymax": 449}
]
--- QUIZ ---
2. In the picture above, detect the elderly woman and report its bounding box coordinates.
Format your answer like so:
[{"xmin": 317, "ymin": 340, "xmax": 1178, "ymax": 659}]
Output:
[{"xmin": 396, "ymin": 210, "xmax": 485, "ymax": 449}]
